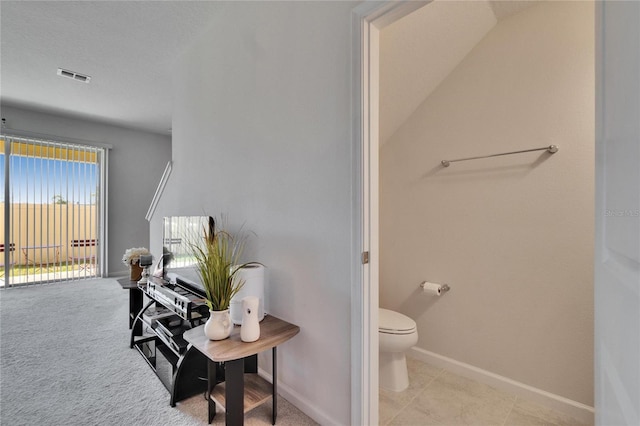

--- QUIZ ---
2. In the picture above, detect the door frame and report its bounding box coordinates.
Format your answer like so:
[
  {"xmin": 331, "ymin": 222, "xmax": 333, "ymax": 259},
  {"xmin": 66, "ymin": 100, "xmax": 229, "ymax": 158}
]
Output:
[
  {"xmin": 594, "ymin": 1, "xmax": 640, "ymax": 424},
  {"xmin": 351, "ymin": 2, "xmax": 429, "ymax": 424},
  {"xmin": 1, "ymin": 130, "xmax": 110, "ymax": 284},
  {"xmin": 353, "ymin": 2, "xmax": 639, "ymax": 425}
]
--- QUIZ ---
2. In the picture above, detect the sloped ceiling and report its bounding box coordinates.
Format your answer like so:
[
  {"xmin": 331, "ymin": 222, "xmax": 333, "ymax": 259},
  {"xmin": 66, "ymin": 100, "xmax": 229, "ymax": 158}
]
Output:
[
  {"xmin": 380, "ymin": 0, "xmax": 536, "ymax": 145},
  {"xmin": 1, "ymin": 1, "xmax": 536, "ymax": 137}
]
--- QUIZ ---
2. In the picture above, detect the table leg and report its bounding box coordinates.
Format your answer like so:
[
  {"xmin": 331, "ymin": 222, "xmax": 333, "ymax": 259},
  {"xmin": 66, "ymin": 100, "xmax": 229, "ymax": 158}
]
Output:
[
  {"xmin": 272, "ymin": 347, "xmax": 277, "ymax": 425},
  {"xmin": 244, "ymin": 354, "xmax": 258, "ymax": 373},
  {"xmin": 130, "ymin": 287, "xmax": 143, "ymax": 335},
  {"xmin": 208, "ymin": 359, "xmax": 217, "ymax": 424},
  {"xmin": 225, "ymin": 358, "xmax": 245, "ymax": 426},
  {"xmin": 130, "ymin": 300, "xmax": 154, "ymax": 348}
]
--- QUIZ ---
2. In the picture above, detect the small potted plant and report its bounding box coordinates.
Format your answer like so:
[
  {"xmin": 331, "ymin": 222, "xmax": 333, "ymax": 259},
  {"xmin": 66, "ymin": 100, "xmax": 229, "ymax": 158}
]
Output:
[
  {"xmin": 122, "ymin": 247, "xmax": 151, "ymax": 281},
  {"xmin": 190, "ymin": 217, "xmax": 260, "ymax": 340}
]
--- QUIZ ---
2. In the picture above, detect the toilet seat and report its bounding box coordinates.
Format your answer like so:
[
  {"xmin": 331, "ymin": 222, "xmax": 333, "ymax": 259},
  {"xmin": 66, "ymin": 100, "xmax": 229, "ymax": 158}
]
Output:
[{"xmin": 379, "ymin": 308, "xmax": 417, "ymax": 335}]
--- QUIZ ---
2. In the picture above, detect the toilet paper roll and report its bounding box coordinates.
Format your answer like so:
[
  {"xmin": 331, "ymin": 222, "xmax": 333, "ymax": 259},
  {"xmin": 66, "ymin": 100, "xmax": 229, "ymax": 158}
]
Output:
[{"xmin": 421, "ymin": 281, "xmax": 444, "ymax": 296}]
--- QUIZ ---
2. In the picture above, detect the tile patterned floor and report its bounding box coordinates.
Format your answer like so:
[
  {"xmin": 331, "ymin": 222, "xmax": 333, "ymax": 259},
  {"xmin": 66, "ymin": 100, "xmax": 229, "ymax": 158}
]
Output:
[{"xmin": 379, "ymin": 358, "xmax": 591, "ymax": 426}]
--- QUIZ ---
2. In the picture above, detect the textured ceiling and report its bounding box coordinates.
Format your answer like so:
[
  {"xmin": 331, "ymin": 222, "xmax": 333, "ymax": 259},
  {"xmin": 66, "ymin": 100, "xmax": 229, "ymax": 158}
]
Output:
[
  {"xmin": 380, "ymin": 0, "xmax": 537, "ymax": 145},
  {"xmin": 0, "ymin": 1, "xmax": 222, "ymax": 135},
  {"xmin": 1, "ymin": 1, "xmax": 536, "ymax": 137}
]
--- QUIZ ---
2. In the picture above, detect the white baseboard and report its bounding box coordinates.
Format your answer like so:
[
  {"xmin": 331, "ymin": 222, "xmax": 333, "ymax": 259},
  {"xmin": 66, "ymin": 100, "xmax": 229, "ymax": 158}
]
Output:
[
  {"xmin": 408, "ymin": 347, "xmax": 594, "ymax": 425},
  {"xmin": 258, "ymin": 368, "xmax": 340, "ymax": 426}
]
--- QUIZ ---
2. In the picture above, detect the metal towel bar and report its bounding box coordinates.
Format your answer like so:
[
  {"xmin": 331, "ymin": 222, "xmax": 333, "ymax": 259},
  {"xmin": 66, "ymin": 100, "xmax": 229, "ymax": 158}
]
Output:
[{"xmin": 441, "ymin": 145, "xmax": 558, "ymax": 167}]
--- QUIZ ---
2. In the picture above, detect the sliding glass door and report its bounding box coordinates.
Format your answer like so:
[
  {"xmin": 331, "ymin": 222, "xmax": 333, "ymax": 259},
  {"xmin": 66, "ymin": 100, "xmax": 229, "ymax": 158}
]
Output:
[{"xmin": 1, "ymin": 135, "xmax": 107, "ymax": 286}]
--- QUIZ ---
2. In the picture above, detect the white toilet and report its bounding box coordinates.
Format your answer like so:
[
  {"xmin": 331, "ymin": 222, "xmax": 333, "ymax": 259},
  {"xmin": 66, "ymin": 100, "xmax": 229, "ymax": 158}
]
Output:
[{"xmin": 379, "ymin": 308, "xmax": 419, "ymax": 392}]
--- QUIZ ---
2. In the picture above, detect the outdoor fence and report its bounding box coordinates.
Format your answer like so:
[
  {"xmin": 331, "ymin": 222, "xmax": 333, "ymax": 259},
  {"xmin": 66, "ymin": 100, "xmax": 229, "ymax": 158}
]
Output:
[{"xmin": 0, "ymin": 203, "xmax": 97, "ymax": 267}]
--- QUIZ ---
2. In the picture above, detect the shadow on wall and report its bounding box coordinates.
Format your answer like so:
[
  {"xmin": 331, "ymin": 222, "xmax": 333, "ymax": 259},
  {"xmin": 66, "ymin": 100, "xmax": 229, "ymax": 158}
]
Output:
[
  {"xmin": 395, "ymin": 284, "xmax": 443, "ymax": 321},
  {"xmin": 418, "ymin": 151, "xmax": 556, "ymax": 182}
]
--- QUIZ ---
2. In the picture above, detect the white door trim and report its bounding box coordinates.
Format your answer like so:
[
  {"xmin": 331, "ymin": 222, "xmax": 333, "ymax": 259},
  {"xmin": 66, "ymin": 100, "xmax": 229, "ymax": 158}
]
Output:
[
  {"xmin": 594, "ymin": 1, "xmax": 640, "ymax": 424},
  {"xmin": 353, "ymin": 2, "xmax": 640, "ymax": 424},
  {"xmin": 351, "ymin": 2, "xmax": 430, "ymax": 425}
]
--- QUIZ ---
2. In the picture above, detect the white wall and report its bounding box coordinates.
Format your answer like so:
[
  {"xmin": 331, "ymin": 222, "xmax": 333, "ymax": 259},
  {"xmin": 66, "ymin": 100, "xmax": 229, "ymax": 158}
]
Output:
[
  {"xmin": 1, "ymin": 105, "xmax": 171, "ymax": 276},
  {"xmin": 153, "ymin": 2, "xmax": 357, "ymax": 424},
  {"xmin": 380, "ymin": 1, "xmax": 594, "ymax": 405},
  {"xmin": 379, "ymin": 0, "xmax": 497, "ymax": 145},
  {"xmin": 594, "ymin": 1, "xmax": 640, "ymax": 425}
]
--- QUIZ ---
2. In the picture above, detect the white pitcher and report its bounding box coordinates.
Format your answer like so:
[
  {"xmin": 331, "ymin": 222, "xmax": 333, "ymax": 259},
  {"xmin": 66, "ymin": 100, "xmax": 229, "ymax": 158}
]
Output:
[{"xmin": 240, "ymin": 296, "xmax": 260, "ymax": 342}]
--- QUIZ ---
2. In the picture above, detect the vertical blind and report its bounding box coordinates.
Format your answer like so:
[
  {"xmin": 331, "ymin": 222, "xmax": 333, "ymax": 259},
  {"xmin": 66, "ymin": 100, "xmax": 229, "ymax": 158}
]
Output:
[{"xmin": 1, "ymin": 135, "xmax": 106, "ymax": 286}]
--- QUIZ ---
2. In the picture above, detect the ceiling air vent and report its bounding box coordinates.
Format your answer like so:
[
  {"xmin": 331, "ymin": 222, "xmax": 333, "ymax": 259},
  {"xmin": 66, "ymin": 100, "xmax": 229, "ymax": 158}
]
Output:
[{"xmin": 57, "ymin": 68, "xmax": 91, "ymax": 83}]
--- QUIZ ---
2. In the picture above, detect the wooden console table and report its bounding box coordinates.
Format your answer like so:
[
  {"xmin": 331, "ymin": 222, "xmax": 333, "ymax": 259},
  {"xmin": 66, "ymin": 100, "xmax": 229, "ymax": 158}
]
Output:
[{"xmin": 183, "ymin": 315, "xmax": 300, "ymax": 425}]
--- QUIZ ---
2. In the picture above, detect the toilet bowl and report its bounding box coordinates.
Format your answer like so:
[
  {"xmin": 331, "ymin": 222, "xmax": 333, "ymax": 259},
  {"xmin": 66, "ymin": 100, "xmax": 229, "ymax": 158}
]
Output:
[{"xmin": 379, "ymin": 308, "xmax": 418, "ymax": 392}]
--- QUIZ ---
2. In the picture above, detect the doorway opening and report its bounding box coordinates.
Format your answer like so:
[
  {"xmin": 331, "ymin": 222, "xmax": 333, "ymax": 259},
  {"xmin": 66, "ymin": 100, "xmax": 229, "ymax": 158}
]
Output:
[
  {"xmin": 353, "ymin": 1, "xmax": 596, "ymax": 424},
  {"xmin": 1, "ymin": 135, "xmax": 107, "ymax": 286}
]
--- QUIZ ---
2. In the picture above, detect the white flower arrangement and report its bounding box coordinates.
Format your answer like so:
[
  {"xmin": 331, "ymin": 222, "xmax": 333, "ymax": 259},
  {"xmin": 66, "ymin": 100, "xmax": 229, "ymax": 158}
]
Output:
[{"xmin": 122, "ymin": 247, "xmax": 151, "ymax": 266}]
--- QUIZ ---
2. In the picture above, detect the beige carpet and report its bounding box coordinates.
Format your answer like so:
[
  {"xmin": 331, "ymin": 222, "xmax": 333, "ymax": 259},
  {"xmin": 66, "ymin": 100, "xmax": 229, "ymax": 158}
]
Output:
[{"xmin": 0, "ymin": 278, "xmax": 316, "ymax": 426}]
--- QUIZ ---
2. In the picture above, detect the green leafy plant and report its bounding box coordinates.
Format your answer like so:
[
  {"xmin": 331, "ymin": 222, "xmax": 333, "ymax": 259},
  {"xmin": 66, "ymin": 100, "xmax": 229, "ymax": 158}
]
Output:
[
  {"xmin": 190, "ymin": 217, "xmax": 259, "ymax": 311},
  {"xmin": 52, "ymin": 195, "xmax": 67, "ymax": 204}
]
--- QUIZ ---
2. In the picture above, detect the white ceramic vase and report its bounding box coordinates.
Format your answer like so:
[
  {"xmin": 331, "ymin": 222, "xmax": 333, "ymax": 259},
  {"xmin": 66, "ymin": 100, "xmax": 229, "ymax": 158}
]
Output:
[
  {"xmin": 240, "ymin": 296, "xmax": 260, "ymax": 342},
  {"xmin": 204, "ymin": 309, "xmax": 233, "ymax": 340}
]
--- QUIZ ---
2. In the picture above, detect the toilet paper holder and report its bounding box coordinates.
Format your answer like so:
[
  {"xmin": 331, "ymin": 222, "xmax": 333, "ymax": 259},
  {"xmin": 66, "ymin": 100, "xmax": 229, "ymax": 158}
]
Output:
[{"xmin": 420, "ymin": 281, "xmax": 450, "ymax": 294}]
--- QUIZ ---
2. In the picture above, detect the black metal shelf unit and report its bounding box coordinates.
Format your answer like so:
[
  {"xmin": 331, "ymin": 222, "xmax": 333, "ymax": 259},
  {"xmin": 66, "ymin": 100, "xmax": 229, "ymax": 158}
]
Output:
[{"xmin": 129, "ymin": 282, "xmax": 209, "ymax": 407}]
